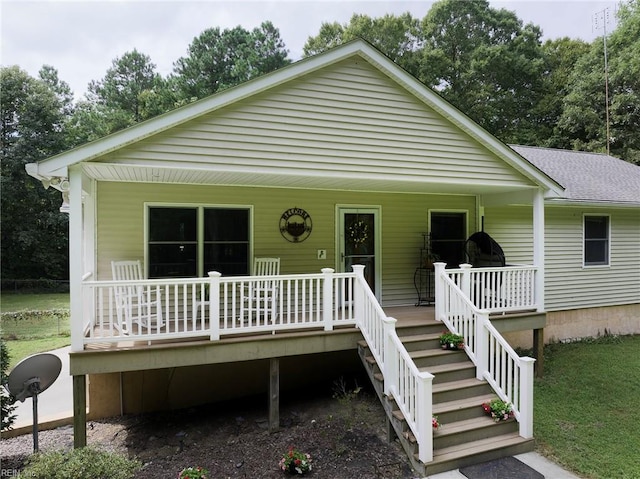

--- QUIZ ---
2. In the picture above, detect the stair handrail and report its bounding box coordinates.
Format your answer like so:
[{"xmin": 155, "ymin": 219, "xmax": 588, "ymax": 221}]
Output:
[
  {"xmin": 352, "ymin": 265, "xmax": 434, "ymax": 463},
  {"xmin": 434, "ymin": 262, "xmax": 535, "ymax": 439}
]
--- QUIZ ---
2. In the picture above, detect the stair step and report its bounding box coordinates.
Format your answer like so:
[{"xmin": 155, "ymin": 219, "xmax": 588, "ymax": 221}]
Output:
[
  {"xmin": 433, "ymin": 416, "xmax": 518, "ymax": 449},
  {"xmin": 396, "ymin": 320, "xmax": 443, "ymax": 337},
  {"xmin": 421, "ymin": 361, "xmax": 476, "ymax": 384},
  {"xmin": 410, "ymin": 348, "xmax": 467, "ymax": 367},
  {"xmin": 432, "ymin": 394, "xmax": 496, "ymax": 422},
  {"xmin": 399, "ymin": 333, "xmax": 442, "ymax": 351},
  {"xmin": 433, "ymin": 378, "xmax": 492, "ymax": 403},
  {"xmin": 426, "ymin": 432, "xmax": 534, "ymax": 475},
  {"xmin": 436, "ymin": 416, "xmax": 511, "ymax": 436}
]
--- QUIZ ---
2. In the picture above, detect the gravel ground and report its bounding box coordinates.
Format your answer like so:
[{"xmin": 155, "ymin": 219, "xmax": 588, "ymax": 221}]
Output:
[{"xmin": 1, "ymin": 383, "xmax": 418, "ymax": 478}]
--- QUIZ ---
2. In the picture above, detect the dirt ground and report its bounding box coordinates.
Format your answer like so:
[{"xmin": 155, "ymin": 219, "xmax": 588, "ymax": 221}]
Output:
[{"xmin": 1, "ymin": 379, "xmax": 419, "ymax": 478}]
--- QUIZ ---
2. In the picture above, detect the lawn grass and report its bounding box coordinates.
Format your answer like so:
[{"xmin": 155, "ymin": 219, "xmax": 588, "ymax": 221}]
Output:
[
  {"xmin": 5, "ymin": 337, "xmax": 71, "ymax": 369},
  {"xmin": 1, "ymin": 292, "xmax": 71, "ymax": 368},
  {"xmin": 0, "ymin": 292, "xmax": 69, "ymax": 312},
  {"xmin": 534, "ymin": 335, "xmax": 640, "ymax": 479}
]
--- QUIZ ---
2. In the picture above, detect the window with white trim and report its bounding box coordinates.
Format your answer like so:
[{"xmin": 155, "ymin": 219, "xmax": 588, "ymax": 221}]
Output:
[
  {"xmin": 148, "ymin": 206, "xmax": 249, "ymax": 278},
  {"xmin": 584, "ymin": 215, "xmax": 609, "ymax": 266},
  {"xmin": 430, "ymin": 211, "xmax": 467, "ymax": 267}
]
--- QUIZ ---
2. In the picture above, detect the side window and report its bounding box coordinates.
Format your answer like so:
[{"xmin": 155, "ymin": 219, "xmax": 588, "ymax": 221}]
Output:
[
  {"xmin": 430, "ymin": 212, "xmax": 467, "ymax": 267},
  {"xmin": 584, "ymin": 215, "xmax": 609, "ymax": 266}
]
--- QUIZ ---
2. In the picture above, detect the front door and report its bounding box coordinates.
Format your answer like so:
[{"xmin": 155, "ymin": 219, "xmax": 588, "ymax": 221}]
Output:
[{"xmin": 338, "ymin": 208, "xmax": 380, "ymax": 298}]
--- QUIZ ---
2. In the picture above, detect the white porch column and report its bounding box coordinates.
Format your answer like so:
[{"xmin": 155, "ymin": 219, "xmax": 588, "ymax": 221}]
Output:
[
  {"xmin": 533, "ymin": 189, "xmax": 545, "ymax": 312},
  {"xmin": 433, "ymin": 262, "xmax": 447, "ymax": 321},
  {"xmin": 322, "ymin": 268, "xmax": 335, "ymax": 331},
  {"xmin": 352, "ymin": 265, "xmax": 366, "ymax": 325},
  {"xmin": 209, "ymin": 271, "xmax": 221, "ymax": 341},
  {"xmin": 69, "ymin": 166, "xmax": 84, "ymax": 352}
]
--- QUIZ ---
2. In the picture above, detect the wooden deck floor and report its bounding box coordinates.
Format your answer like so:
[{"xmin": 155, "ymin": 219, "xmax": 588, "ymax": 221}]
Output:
[{"xmin": 83, "ymin": 305, "xmax": 436, "ymax": 352}]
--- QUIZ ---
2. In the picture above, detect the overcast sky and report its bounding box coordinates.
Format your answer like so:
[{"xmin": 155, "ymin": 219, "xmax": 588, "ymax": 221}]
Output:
[{"xmin": 1, "ymin": 0, "xmax": 619, "ymax": 99}]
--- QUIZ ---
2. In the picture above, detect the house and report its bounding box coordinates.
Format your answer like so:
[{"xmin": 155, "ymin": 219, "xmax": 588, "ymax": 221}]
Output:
[{"xmin": 26, "ymin": 40, "xmax": 640, "ymax": 474}]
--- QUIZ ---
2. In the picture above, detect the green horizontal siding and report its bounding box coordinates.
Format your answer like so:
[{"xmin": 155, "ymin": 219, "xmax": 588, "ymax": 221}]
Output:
[
  {"xmin": 99, "ymin": 58, "xmax": 533, "ymax": 189},
  {"xmin": 97, "ymin": 182, "xmax": 475, "ymax": 306}
]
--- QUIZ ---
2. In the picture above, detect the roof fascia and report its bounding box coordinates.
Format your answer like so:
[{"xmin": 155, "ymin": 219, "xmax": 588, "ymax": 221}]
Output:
[{"xmin": 545, "ymin": 199, "xmax": 640, "ymax": 209}]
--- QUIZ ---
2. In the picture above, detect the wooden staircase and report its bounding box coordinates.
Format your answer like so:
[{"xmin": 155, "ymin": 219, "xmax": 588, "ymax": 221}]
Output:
[{"xmin": 358, "ymin": 318, "xmax": 534, "ymax": 476}]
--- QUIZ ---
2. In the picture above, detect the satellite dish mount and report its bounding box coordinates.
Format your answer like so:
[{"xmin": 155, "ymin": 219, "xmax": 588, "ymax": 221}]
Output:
[{"xmin": 5, "ymin": 353, "xmax": 62, "ymax": 452}]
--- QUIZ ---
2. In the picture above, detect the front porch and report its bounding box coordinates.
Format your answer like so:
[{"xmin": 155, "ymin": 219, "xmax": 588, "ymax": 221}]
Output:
[
  {"xmin": 71, "ymin": 264, "xmax": 544, "ymax": 474},
  {"xmin": 77, "ymin": 265, "xmax": 543, "ymax": 351}
]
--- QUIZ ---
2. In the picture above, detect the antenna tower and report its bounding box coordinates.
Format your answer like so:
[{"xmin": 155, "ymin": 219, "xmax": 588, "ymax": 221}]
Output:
[{"xmin": 593, "ymin": 7, "xmax": 611, "ymax": 155}]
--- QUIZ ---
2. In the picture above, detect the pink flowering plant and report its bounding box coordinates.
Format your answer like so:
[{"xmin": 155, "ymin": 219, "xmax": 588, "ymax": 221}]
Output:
[
  {"xmin": 432, "ymin": 415, "xmax": 441, "ymax": 430},
  {"xmin": 482, "ymin": 399, "xmax": 514, "ymax": 422},
  {"xmin": 178, "ymin": 466, "xmax": 209, "ymax": 479},
  {"xmin": 279, "ymin": 446, "xmax": 312, "ymax": 475}
]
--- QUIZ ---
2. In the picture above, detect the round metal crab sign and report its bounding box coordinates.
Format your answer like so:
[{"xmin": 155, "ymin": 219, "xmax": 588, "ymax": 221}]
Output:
[{"xmin": 279, "ymin": 207, "xmax": 312, "ymax": 243}]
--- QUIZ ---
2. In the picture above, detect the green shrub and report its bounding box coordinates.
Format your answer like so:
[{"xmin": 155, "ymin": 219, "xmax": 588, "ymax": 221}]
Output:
[
  {"xmin": 1, "ymin": 309, "xmax": 70, "ymax": 340},
  {"xmin": 18, "ymin": 447, "xmax": 142, "ymax": 479},
  {"xmin": 1, "ymin": 338, "xmax": 17, "ymax": 430}
]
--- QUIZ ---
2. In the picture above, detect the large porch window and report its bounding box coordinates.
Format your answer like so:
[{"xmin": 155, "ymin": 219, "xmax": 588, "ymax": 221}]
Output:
[{"xmin": 148, "ymin": 206, "xmax": 250, "ymax": 278}]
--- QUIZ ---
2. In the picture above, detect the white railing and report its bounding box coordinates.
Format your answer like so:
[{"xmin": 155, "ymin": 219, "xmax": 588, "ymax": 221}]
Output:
[
  {"xmin": 444, "ymin": 264, "xmax": 537, "ymax": 313},
  {"xmin": 352, "ymin": 265, "xmax": 434, "ymax": 463},
  {"xmin": 80, "ymin": 268, "xmax": 357, "ymax": 346},
  {"xmin": 434, "ymin": 262, "xmax": 534, "ymax": 438}
]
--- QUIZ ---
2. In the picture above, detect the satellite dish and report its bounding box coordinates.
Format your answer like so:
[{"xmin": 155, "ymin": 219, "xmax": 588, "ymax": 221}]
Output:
[{"xmin": 5, "ymin": 353, "xmax": 62, "ymax": 452}]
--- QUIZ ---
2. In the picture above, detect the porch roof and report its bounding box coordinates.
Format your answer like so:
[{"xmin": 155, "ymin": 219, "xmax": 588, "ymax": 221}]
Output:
[
  {"xmin": 26, "ymin": 40, "xmax": 564, "ymax": 199},
  {"xmin": 512, "ymin": 145, "xmax": 640, "ymax": 207}
]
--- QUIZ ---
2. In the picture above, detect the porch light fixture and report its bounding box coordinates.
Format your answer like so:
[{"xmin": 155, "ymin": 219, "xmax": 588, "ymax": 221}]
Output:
[{"xmin": 59, "ymin": 191, "xmax": 70, "ymax": 214}]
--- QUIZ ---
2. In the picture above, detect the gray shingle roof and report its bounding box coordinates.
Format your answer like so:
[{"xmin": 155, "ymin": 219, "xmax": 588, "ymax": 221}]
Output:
[{"xmin": 510, "ymin": 145, "xmax": 640, "ymax": 205}]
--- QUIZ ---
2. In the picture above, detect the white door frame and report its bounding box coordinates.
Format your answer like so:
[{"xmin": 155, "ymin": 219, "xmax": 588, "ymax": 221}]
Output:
[{"xmin": 336, "ymin": 205, "xmax": 382, "ymax": 300}]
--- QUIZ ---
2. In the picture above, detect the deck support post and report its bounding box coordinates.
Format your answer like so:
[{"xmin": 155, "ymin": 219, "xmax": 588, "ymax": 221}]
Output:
[
  {"xmin": 269, "ymin": 358, "xmax": 280, "ymax": 433},
  {"xmin": 533, "ymin": 328, "xmax": 544, "ymax": 378},
  {"xmin": 385, "ymin": 416, "xmax": 394, "ymax": 443},
  {"xmin": 73, "ymin": 374, "xmax": 87, "ymax": 448}
]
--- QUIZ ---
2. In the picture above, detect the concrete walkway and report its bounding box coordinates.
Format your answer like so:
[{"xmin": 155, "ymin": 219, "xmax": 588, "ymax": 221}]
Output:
[
  {"xmin": 424, "ymin": 452, "xmax": 582, "ymax": 478},
  {"xmin": 9, "ymin": 346, "xmax": 73, "ymax": 431}
]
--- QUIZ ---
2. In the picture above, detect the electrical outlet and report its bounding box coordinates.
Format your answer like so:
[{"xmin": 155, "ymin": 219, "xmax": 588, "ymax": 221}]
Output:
[{"xmin": 317, "ymin": 249, "xmax": 327, "ymax": 260}]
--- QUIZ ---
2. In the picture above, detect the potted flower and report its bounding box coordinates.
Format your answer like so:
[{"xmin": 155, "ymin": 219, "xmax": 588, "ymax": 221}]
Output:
[
  {"xmin": 439, "ymin": 331, "xmax": 464, "ymax": 350},
  {"xmin": 178, "ymin": 466, "xmax": 209, "ymax": 479},
  {"xmin": 482, "ymin": 399, "xmax": 514, "ymax": 422},
  {"xmin": 279, "ymin": 446, "xmax": 312, "ymax": 475},
  {"xmin": 432, "ymin": 415, "xmax": 441, "ymax": 430}
]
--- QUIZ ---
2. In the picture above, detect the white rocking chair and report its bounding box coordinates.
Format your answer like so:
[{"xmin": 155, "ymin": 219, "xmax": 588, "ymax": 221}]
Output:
[
  {"xmin": 241, "ymin": 258, "xmax": 280, "ymax": 324},
  {"xmin": 111, "ymin": 260, "xmax": 163, "ymax": 334}
]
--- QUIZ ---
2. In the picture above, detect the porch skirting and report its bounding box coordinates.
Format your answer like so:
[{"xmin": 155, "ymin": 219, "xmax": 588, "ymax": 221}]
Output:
[{"xmin": 502, "ymin": 303, "xmax": 640, "ymax": 348}]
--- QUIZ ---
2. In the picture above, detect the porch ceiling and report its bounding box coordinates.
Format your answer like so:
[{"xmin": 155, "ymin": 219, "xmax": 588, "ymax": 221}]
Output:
[{"xmin": 82, "ymin": 162, "xmax": 536, "ymax": 196}]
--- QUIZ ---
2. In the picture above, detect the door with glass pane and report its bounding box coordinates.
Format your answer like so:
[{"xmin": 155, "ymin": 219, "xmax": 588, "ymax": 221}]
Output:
[{"xmin": 339, "ymin": 208, "xmax": 379, "ymax": 298}]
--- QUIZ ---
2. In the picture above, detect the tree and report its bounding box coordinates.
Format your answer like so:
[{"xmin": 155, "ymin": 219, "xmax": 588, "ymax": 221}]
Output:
[
  {"xmin": 172, "ymin": 21, "xmax": 290, "ymax": 101},
  {"xmin": 608, "ymin": 0, "xmax": 640, "ymax": 163},
  {"xmin": 0, "ymin": 66, "xmax": 69, "ymax": 280},
  {"xmin": 303, "ymin": 13, "xmax": 422, "ymax": 73},
  {"xmin": 556, "ymin": 0, "xmax": 640, "ymax": 163},
  {"xmin": 1, "ymin": 339, "xmax": 16, "ymax": 431},
  {"xmin": 537, "ymin": 38, "xmax": 591, "ymax": 148},
  {"xmin": 88, "ymin": 49, "xmax": 166, "ymax": 124},
  {"xmin": 419, "ymin": 0, "xmax": 546, "ymax": 143}
]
